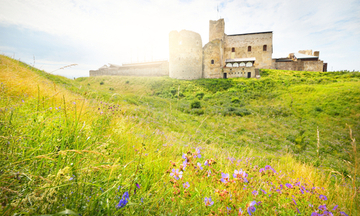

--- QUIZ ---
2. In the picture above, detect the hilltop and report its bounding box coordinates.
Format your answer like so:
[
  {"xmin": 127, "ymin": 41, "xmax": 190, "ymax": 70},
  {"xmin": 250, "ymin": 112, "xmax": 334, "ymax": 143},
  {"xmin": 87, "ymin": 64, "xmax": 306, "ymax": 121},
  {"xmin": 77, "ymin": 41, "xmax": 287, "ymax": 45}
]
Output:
[{"xmin": 0, "ymin": 54, "xmax": 359, "ymax": 215}]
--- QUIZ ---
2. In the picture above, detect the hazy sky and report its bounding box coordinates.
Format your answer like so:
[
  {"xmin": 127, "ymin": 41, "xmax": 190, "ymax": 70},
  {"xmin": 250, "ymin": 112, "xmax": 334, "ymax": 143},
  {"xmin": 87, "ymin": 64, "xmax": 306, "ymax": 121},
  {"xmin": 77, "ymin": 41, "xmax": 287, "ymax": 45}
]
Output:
[{"xmin": 1, "ymin": 0, "xmax": 359, "ymax": 78}]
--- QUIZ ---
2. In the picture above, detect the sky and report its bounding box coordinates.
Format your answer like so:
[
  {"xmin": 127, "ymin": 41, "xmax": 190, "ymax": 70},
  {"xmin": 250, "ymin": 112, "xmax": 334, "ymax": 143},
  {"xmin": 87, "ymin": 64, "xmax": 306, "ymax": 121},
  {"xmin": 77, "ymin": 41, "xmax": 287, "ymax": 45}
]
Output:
[{"xmin": 0, "ymin": 0, "xmax": 359, "ymax": 78}]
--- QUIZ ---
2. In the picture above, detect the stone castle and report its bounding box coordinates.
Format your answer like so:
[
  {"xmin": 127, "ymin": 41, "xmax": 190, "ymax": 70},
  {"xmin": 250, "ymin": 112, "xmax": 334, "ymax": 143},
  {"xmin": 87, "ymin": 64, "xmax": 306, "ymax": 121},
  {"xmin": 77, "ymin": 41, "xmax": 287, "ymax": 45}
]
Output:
[{"xmin": 89, "ymin": 19, "xmax": 327, "ymax": 79}]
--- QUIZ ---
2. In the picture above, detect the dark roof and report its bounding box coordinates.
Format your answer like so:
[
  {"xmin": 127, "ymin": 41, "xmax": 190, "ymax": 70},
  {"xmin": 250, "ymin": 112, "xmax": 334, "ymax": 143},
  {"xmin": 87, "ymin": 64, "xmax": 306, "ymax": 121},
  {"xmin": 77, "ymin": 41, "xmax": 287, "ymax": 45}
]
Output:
[{"xmin": 228, "ymin": 31, "xmax": 273, "ymax": 36}]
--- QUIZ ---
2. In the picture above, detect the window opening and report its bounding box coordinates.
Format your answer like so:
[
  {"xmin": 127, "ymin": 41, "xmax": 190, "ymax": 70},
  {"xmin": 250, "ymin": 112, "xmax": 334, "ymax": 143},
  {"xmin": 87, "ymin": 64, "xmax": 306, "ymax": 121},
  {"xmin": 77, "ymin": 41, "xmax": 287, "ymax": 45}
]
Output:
[
  {"xmin": 211, "ymin": 60, "xmax": 214, "ymax": 64},
  {"xmin": 263, "ymin": 45, "xmax": 267, "ymax": 51},
  {"xmin": 248, "ymin": 46, "xmax": 251, "ymax": 52},
  {"xmin": 232, "ymin": 47, "xmax": 235, "ymax": 52}
]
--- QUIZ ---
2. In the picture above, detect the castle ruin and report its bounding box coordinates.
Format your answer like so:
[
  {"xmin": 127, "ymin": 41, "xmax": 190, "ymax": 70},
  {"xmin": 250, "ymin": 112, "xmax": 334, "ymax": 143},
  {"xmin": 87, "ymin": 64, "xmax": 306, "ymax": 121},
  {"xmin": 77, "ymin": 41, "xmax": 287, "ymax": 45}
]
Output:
[{"xmin": 89, "ymin": 19, "xmax": 327, "ymax": 79}]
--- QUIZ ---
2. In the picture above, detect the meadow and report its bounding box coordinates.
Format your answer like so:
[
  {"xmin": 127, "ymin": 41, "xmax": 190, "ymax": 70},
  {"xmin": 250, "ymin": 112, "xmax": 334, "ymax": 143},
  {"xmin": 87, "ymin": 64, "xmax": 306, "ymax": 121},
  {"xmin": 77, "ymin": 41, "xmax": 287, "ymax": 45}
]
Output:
[{"xmin": 0, "ymin": 54, "xmax": 359, "ymax": 215}]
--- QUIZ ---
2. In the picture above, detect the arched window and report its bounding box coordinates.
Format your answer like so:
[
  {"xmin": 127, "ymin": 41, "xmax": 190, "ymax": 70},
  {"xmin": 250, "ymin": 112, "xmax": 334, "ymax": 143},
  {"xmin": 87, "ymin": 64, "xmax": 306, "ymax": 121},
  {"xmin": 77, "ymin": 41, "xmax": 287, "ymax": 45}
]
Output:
[
  {"xmin": 232, "ymin": 47, "xmax": 235, "ymax": 52},
  {"xmin": 233, "ymin": 63, "xmax": 239, "ymax": 67},
  {"xmin": 263, "ymin": 45, "xmax": 267, "ymax": 51},
  {"xmin": 226, "ymin": 63, "xmax": 233, "ymax": 67},
  {"xmin": 240, "ymin": 62, "xmax": 246, "ymax": 67},
  {"xmin": 211, "ymin": 60, "xmax": 214, "ymax": 64},
  {"xmin": 248, "ymin": 46, "xmax": 251, "ymax": 52},
  {"xmin": 246, "ymin": 62, "xmax": 253, "ymax": 67}
]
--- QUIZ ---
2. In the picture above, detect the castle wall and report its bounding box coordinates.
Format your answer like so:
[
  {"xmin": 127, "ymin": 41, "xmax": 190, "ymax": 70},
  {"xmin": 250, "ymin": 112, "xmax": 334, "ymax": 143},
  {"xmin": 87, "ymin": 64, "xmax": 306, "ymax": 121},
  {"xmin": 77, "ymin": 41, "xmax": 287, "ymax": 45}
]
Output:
[
  {"xmin": 273, "ymin": 60, "xmax": 324, "ymax": 72},
  {"xmin": 223, "ymin": 66, "xmax": 255, "ymax": 78},
  {"xmin": 209, "ymin": 19, "xmax": 225, "ymax": 41},
  {"xmin": 224, "ymin": 32, "xmax": 273, "ymax": 69},
  {"xmin": 169, "ymin": 30, "xmax": 202, "ymax": 80},
  {"xmin": 89, "ymin": 61, "xmax": 169, "ymax": 77},
  {"xmin": 203, "ymin": 39, "xmax": 223, "ymax": 78}
]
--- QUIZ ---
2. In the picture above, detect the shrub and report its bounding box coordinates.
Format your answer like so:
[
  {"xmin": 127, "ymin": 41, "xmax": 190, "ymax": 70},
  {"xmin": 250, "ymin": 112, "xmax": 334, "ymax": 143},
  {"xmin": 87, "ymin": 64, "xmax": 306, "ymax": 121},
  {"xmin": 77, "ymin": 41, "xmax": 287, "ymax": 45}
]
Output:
[
  {"xmin": 170, "ymin": 87, "xmax": 177, "ymax": 95},
  {"xmin": 100, "ymin": 81, "xmax": 104, "ymax": 85},
  {"xmin": 190, "ymin": 100, "xmax": 201, "ymax": 109},
  {"xmin": 231, "ymin": 97, "xmax": 240, "ymax": 103},
  {"xmin": 125, "ymin": 80, "xmax": 129, "ymax": 84},
  {"xmin": 195, "ymin": 92, "xmax": 205, "ymax": 100},
  {"xmin": 109, "ymin": 87, "xmax": 114, "ymax": 91}
]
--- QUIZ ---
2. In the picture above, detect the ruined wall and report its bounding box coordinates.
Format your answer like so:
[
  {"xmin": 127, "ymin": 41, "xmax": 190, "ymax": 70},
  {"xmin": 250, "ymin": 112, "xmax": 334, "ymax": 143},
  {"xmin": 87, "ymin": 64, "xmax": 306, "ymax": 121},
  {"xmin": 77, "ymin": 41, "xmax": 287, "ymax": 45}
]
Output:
[
  {"xmin": 89, "ymin": 61, "xmax": 169, "ymax": 77},
  {"xmin": 273, "ymin": 60, "xmax": 324, "ymax": 72},
  {"xmin": 224, "ymin": 32, "xmax": 273, "ymax": 69},
  {"xmin": 299, "ymin": 50, "xmax": 313, "ymax": 56},
  {"xmin": 209, "ymin": 18, "xmax": 225, "ymax": 41},
  {"xmin": 169, "ymin": 30, "xmax": 202, "ymax": 80},
  {"xmin": 203, "ymin": 39, "xmax": 224, "ymax": 78},
  {"xmin": 303, "ymin": 60, "xmax": 324, "ymax": 72}
]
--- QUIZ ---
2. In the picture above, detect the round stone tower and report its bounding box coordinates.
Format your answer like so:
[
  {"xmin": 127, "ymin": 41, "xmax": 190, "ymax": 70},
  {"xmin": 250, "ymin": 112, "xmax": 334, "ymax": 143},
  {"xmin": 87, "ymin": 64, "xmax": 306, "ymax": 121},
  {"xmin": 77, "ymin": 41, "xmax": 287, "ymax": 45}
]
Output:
[{"xmin": 169, "ymin": 30, "xmax": 202, "ymax": 80}]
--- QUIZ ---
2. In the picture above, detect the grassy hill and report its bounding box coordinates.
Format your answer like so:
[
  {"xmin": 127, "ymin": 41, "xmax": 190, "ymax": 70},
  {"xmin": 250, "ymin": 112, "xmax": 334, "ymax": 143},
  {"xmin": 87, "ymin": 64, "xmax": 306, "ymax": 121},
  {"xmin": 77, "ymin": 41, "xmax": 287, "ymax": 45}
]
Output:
[{"xmin": 0, "ymin": 54, "xmax": 359, "ymax": 215}]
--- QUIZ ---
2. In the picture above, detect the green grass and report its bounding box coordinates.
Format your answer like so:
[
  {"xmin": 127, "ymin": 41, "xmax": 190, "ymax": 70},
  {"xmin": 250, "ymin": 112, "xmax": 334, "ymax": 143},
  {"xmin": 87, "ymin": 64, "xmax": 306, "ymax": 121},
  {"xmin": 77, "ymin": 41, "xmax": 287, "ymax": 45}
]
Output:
[{"xmin": 0, "ymin": 54, "xmax": 359, "ymax": 215}]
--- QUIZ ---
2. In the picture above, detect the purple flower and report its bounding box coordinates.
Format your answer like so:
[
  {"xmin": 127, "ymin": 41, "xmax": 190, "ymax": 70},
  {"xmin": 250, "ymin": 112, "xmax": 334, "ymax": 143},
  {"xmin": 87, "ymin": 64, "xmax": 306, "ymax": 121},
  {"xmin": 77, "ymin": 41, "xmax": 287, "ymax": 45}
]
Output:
[
  {"xmin": 340, "ymin": 211, "xmax": 349, "ymax": 216},
  {"xmin": 170, "ymin": 169, "xmax": 183, "ymax": 180},
  {"xmin": 226, "ymin": 206, "xmax": 231, "ymax": 214},
  {"xmin": 182, "ymin": 160, "xmax": 187, "ymax": 170},
  {"xmin": 116, "ymin": 191, "xmax": 129, "ymax": 209},
  {"xmin": 204, "ymin": 160, "xmax": 209, "ymax": 166},
  {"xmin": 311, "ymin": 212, "xmax": 320, "ymax": 216},
  {"xmin": 259, "ymin": 168, "xmax": 265, "ymax": 173},
  {"xmin": 194, "ymin": 148, "xmax": 201, "ymax": 158},
  {"xmin": 261, "ymin": 189, "xmax": 267, "ymax": 194},
  {"xmin": 183, "ymin": 182, "xmax": 190, "ymax": 189},
  {"xmin": 332, "ymin": 205, "xmax": 338, "ymax": 211},
  {"xmin": 238, "ymin": 207, "xmax": 243, "ymax": 215},
  {"xmin": 319, "ymin": 194, "xmax": 328, "ymax": 200},
  {"xmin": 292, "ymin": 198, "xmax": 297, "ymax": 205},
  {"xmin": 323, "ymin": 211, "xmax": 334, "ymax": 216},
  {"xmin": 204, "ymin": 197, "xmax": 214, "ymax": 206},
  {"xmin": 233, "ymin": 169, "xmax": 248, "ymax": 182},
  {"xmin": 285, "ymin": 183, "xmax": 293, "ymax": 189},
  {"xmin": 207, "ymin": 170, "xmax": 211, "ymax": 177},
  {"xmin": 319, "ymin": 204, "xmax": 327, "ymax": 211},
  {"xmin": 247, "ymin": 201, "xmax": 257, "ymax": 216},
  {"xmin": 265, "ymin": 165, "xmax": 272, "ymax": 170},
  {"xmin": 196, "ymin": 162, "xmax": 203, "ymax": 170},
  {"xmin": 297, "ymin": 207, "xmax": 301, "ymax": 214},
  {"xmin": 221, "ymin": 173, "xmax": 230, "ymax": 183},
  {"xmin": 252, "ymin": 190, "xmax": 258, "ymax": 196},
  {"xmin": 136, "ymin": 183, "xmax": 140, "ymax": 189},
  {"xmin": 182, "ymin": 153, "xmax": 188, "ymax": 161}
]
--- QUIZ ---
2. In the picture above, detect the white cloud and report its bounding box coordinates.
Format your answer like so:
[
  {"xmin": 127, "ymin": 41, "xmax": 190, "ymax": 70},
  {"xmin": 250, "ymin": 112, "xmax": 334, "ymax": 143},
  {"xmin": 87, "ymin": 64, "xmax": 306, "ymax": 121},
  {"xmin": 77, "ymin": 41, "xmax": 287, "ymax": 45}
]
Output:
[{"xmin": 0, "ymin": 0, "xmax": 359, "ymax": 73}]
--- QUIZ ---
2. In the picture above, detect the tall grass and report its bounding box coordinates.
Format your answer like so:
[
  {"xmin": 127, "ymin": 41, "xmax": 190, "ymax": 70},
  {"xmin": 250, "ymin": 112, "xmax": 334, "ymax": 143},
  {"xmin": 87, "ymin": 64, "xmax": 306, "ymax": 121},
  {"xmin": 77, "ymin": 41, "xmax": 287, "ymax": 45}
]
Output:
[{"xmin": 0, "ymin": 55, "xmax": 358, "ymax": 215}]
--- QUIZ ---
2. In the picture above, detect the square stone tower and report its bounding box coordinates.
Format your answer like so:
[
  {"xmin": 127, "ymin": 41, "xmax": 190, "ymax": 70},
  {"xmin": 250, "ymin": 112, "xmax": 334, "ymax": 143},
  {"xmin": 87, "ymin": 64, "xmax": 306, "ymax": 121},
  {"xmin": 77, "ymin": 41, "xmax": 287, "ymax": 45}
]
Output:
[{"xmin": 209, "ymin": 18, "xmax": 225, "ymax": 41}]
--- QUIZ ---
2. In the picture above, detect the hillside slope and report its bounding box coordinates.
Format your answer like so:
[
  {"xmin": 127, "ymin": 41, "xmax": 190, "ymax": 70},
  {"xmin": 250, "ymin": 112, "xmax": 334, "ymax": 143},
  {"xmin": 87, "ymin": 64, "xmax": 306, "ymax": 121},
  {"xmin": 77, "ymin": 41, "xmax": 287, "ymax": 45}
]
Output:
[{"xmin": 0, "ymin": 55, "xmax": 358, "ymax": 215}]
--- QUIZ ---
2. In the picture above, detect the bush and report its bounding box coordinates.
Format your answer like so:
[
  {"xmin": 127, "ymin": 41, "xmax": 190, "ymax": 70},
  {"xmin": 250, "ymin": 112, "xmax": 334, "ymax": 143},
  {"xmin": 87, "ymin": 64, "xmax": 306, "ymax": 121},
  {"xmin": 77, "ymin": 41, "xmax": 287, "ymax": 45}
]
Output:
[
  {"xmin": 100, "ymin": 81, "xmax": 104, "ymax": 85},
  {"xmin": 190, "ymin": 100, "xmax": 201, "ymax": 109},
  {"xmin": 231, "ymin": 97, "xmax": 240, "ymax": 103},
  {"xmin": 170, "ymin": 87, "xmax": 177, "ymax": 95},
  {"xmin": 125, "ymin": 80, "xmax": 129, "ymax": 84},
  {"xmin": 195, "ymin": 92, "xmax": 205, "ymax": 100},
  {"xmin": 109, "ymin": 87, "xmax": 114, "ymax": 91}
]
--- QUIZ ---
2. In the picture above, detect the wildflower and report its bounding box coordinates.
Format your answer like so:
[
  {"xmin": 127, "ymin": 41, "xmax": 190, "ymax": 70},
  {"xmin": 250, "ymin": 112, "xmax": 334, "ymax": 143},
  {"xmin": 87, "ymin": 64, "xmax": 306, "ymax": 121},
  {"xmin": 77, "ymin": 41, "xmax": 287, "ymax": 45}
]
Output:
[
  {"xmin": 238, "ymin": 207, "xmax": 243, "ymax": 215},
  {"xmin": 116, "ymin": 191, "xmax": 129, "ymax": 209},
  {"xmin": 323, "ymin": 211, "xmax": 334, "ymax": 216},
  {"xmin": 204, "ymin": 160, "xmax": 209, "ymax": 166},
  {"xmin": 261, "ymin": 189, "xmax": 267, "ymax": 194},
  {"xmin": 332, "ymin": 205, "xmax": 338, "ymax": 211},
  {"xmin": 233, "ymin": 169, "xmax": 248, "ymax": 182},
  {"xmin": 252, "ymin": 190, "xmax": 258, "ymax": 196},
  {"xmin": 207, "ymin": 170, "xmax": 211, "ymax": 177},
  {"xmin": 226, "ymin": 206, "xmax": 231, "ymax": 214},
  {"xmin": 311, "ymin": 212, "xmax": 321, "ymax": 216},
  {"xmin": 204, "ymin": 197, "xmax": 214, "ymax": 206},
  {"xmin": 246, "ymin": 201, "xmax": 257, "ymax": 216},
  {"xmin": 221, "ymin": 173, "xmax": 230, "ymax": 183},
  {"xmin": 259, "ymin": 168, "xmax": 265, "ymax": 173},
  {"xmin": 182, "ymin": 153, "xmax": 188, "ymax": 162},
  {"xmin": 319, "ymin": 194, "xmax": 328, "ymax": 201},
  {"xmin": 297, "ymin": 207, "xmax": 301, "ymax": 214},
  {"xmin": 194, "ymin": 148, "xmax": 201, "ymax": 158},
  {"xmin": 339, "ymin": 211, "xmax": 349, "ymax": 216},
  {"xmin": 319, "ymin": 204, "xmax": 327, "ymax": 211},
  {"xmin": 292, "ymin": 198, "xmax": 297, "ymax": 205},
  {"xmin": 196, "ymin": 162, "xmax": 203, "ymax": 170},
  {"xmin": 183, "ymin": 182, "xmax": 190, "ymax": 189},
  {"xmin": 265, "ymin": 165, "xmax": 272, "ymax": 170},
  {"xmin": 170, "ymin": 169, "xmax": 183, "ymax": 180},
  {"xmin": 285, "ymin": 183, "xmax": 293, "ymax": 189}
]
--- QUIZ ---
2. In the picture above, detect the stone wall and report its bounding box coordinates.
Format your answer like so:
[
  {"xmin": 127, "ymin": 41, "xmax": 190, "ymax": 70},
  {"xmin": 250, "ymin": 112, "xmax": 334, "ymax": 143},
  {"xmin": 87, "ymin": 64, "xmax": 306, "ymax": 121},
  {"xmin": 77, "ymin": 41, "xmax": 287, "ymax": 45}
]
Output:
[
  {"xmin": 223, "ymin": 66, "xmax": 255, "ymax": 78},
  {"xmin": 89, "ymin": 61, "xmax": 169, "ymax": 77},
  {"xmin": 224, "ymin": 32, "xmax": 273, "ymax": 69},
  {"xmin": 272, "ymin": 59, "xmax": 324, "ymax": 72},
  {"xmin": 203, "ymin": 39, "xmax": 224, "ymax": 78},
  {"xmin": 209, "ymin": 19, "xmax": 225, "ymax": 41},
  {"xmin": 169, "ymin": 30, "xmax": 203, "ymax": 80}
]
